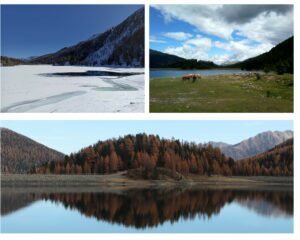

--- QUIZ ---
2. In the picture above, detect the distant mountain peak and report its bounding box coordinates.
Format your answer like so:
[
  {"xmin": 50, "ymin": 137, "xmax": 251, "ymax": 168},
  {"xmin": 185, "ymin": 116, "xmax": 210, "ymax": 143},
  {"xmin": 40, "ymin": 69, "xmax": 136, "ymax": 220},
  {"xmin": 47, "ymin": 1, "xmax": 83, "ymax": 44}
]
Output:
[
  {"xmin": 31, "ymin": 7, "xmax": 144, "ymax": 67},
  {"xmin": 209, "ymin": 130, "xmax": 293, "ymax": 160}
]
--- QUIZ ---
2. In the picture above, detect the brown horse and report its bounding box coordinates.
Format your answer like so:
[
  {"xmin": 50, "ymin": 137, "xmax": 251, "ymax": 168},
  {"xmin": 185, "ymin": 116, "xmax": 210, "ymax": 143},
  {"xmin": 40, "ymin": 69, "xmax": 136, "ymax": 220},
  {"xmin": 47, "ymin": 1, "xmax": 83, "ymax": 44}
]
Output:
[
  {"xmin": 182, "ymin": 74, "xmax": 193, "ymax": 81},
  {"xmin": 182, "ymin": 74, "xmax": 201, "ymax": 82}
]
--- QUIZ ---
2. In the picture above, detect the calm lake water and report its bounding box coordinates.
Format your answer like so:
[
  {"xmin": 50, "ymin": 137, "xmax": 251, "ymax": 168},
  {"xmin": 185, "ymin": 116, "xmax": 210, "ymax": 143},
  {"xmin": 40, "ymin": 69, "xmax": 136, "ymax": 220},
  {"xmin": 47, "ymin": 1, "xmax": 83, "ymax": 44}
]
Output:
[
  {"xmin": 150, "ymin": 69, "xmax": 252, "ymax": 79},
  {"xmin": 1, "ymin": 187, "xmax": 293, "ymax": 233}
]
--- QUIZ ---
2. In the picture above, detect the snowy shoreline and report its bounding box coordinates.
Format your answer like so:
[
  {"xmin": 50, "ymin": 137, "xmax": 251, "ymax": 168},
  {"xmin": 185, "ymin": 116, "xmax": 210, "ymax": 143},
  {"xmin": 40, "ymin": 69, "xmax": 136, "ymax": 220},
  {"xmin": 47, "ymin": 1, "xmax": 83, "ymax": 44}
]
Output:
[{"xmin": 1, "ymin": 65, "xmax": 145, "ymax": 113}]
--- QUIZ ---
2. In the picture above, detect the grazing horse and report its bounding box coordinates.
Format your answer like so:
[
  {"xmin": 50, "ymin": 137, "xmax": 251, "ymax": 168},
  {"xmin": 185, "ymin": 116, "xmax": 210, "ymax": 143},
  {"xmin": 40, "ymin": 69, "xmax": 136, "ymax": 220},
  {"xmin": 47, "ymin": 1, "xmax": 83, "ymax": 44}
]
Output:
[
  {"xmin": 182, "ymin": 74, "xmax": 201, "ymax": 82},
  {"xmin": 182, "ymin": 74, "xmax": 193, "ymax": 81},
  {"xmin": 193, "ymin": 74, "xmax": 202, "ymax": 82},
  {"xmin": 182, "ymin": 74, "xmax": 190, "ymax": 81}
]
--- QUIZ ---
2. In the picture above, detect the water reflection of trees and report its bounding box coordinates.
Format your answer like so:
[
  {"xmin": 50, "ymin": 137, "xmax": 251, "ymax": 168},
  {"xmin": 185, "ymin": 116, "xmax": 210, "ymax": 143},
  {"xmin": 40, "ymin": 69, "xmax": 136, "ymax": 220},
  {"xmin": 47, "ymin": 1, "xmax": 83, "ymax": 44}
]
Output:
[
  {"xmin": 1, "ymin": 192, "xmax": 38, "ymax": 216},
  {"xmin": 1, "ymin": 188, "xmax": 293, "ymax": 228}
]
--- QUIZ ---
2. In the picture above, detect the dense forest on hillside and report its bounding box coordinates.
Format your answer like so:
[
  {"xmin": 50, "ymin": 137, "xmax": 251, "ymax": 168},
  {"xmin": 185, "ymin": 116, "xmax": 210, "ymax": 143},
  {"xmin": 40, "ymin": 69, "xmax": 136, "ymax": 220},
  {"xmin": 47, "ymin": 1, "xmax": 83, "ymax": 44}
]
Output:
[
  {"xmin": 230, "ymin": 36, "xmax": 293, "ymax": 74},
  {"xmin": 234, "ymin": 138, "xmax": 293, "ymax": 176},
  {"xmin": 150, "ymin": 49, "xmax": 185, "ymax": 68},
  {"xmin": 168, "ymin": 59, "xmax": 218, "ymax": 69},
  {"xmin": 150, "ymin": 49, "xmax": 218, "ymax": 69},
  {"xmin": 1, "ymin": 128, "xmax": 64, "ymax": 173},
  {"xmin": 1, "ymin": 56, "xmax": 26, "ymax": 66},
  {"xmin": 35, "ymin": 133, "xmax": 233, "ymax": 176},
  {"xmin": 34, "ymin": 133, "xmax": 293, "ymax": 177},
  {"xmin": 106, "ymin": 28, "xmax": 144, "ymax": 66}
]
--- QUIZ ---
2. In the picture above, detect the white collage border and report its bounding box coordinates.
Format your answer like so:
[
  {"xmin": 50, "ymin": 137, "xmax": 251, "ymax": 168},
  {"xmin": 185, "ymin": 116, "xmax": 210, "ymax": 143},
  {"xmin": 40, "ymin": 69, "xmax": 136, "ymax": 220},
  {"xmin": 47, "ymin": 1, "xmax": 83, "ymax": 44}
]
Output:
[{"xmin": 0, "ymin": 0, "xmax": 298, "ymax": 239}]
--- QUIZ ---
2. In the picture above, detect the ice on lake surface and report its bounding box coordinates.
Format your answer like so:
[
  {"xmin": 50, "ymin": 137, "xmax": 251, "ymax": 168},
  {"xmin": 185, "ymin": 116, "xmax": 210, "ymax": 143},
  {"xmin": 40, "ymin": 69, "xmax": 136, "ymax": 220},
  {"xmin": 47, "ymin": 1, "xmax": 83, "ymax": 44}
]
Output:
[
  {"xmin": 1, "ymin": 187, "xmax": 293, "ymax": 233},
  {"xmin": 1, "ymin": 65, "xmax": 145, "ymax": 113}
]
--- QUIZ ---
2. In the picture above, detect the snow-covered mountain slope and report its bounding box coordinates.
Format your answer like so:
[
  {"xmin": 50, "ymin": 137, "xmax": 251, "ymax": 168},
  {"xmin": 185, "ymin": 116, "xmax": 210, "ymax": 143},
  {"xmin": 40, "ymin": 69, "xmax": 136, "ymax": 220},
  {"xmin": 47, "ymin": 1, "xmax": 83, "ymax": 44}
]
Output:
[{"xmin": 31, "ymin": 8, "xmax": 144, "ymax": 67}]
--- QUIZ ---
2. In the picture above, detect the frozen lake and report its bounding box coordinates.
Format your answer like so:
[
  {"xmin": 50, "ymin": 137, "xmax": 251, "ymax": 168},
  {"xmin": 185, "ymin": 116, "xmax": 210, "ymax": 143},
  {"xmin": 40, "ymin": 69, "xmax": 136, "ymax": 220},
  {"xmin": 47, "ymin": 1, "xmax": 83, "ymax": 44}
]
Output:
[{"xmin": 1, "ymin": 65, "xmax": 145, "ymax": 113}]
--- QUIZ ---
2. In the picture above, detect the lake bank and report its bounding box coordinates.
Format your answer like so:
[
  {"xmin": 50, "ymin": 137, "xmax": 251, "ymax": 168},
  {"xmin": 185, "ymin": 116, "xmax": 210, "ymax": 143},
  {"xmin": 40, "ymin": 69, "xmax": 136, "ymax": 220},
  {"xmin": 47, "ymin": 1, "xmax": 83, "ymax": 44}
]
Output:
[
  {"xmin": 1, "ymin": 173, "xmax": 293, "ymax": 189},
  {"xmin": 150, "ymin": 73, "xmax": 293, "ymax": 112},
  {"xmin": 150, "ymin": 68, "xmax": 256, "ymax": 78}
]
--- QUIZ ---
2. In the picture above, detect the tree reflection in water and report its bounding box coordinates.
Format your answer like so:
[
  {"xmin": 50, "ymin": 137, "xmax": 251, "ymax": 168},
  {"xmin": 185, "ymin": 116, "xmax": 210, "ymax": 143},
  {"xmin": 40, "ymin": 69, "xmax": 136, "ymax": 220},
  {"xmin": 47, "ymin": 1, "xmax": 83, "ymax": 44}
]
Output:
[{"xmin": 1, "ymin": 188, "xmax": 293, "ymax": 229}]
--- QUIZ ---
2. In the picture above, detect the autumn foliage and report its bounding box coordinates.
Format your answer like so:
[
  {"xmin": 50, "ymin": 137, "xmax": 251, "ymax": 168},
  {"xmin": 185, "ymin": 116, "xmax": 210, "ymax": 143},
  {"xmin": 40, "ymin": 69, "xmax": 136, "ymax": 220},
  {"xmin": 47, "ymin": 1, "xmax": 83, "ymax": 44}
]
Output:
[
  {"xmin": 1, "ymin": 128, "xmax": 64, "ymax": 174},
  {"xmin": 34, "ymin": 134, "xmax": 293, "ymax": 177},
  {"xmin": 34, "ymin": 133, "xmax": 233, "ymax": 176},
  {"xmin": 234, "ymin": 138, "xmax": 293, "ymax": 176}
]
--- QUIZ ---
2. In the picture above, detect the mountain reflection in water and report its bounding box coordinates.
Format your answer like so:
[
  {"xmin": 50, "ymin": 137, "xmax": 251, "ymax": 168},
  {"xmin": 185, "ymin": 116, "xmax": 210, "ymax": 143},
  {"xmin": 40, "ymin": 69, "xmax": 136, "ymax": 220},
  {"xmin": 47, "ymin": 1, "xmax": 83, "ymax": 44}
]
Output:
[{"xmin": 1, "ymin": 188, "xmax": 293, "ymax": 229}]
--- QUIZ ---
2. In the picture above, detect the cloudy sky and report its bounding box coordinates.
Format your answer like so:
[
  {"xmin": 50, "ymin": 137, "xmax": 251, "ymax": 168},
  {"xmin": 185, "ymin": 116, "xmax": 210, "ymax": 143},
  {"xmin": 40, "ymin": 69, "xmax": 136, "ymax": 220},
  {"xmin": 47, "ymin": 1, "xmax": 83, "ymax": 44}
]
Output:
[{"xmin": 150, "ymin": 5, "xmax": 293, "ymax": 64}]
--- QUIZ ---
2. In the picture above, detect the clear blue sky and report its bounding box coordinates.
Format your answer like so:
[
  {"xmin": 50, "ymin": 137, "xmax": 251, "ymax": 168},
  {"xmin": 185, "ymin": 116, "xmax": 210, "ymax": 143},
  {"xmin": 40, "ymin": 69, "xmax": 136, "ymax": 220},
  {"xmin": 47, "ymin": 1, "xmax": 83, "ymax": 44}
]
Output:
[
  {"xmin": 150, "ymin": 7, "xmax": 226, "ymax": 53},
  {"xmin": 1, "ymin": 5, "xmax": 142, "ymax": 58},
  {"xmin": 0, "ymin": 120, "xmax": 293, "ymax": 155}
]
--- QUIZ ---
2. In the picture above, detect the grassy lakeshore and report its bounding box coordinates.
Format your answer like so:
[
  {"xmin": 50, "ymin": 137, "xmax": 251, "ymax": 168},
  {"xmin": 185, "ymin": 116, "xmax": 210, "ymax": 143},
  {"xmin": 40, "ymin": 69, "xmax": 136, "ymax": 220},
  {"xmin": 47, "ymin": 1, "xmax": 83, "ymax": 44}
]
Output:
[
  {"xmin": 1, "ymin": 173, "xmax": 293, "ymax": 189},
  {"xmin": 150, "ymin": 73, "xmax": 293, "ymax": 112}
]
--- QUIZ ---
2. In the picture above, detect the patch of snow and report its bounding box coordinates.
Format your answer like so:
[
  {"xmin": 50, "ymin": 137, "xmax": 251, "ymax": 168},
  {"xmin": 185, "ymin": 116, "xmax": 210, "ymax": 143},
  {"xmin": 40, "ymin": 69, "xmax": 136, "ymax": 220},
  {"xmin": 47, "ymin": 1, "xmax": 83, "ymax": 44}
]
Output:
[
  {"xmin": 1, "ymin": 65, "xmax": 144, "ymax": 113},
  {"xmin": 83, "ymin": 14, "xmax": 143, "ymax": 67},
  {"xmin": 87, "ymin": 32, "xmax": 102, "ymax": 41}
]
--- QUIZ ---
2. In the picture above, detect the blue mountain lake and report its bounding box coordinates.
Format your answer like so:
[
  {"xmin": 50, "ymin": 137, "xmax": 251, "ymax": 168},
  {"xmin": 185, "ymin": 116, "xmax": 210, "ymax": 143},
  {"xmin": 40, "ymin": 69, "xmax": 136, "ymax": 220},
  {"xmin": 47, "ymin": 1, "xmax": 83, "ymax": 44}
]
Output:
[
  {"xmin": 150, "ymin": 69, "xmax": 254, "ymax": 79},
  {"xmin": 1, "ymin": 187, "xmax": 293, "ymax": 233}
]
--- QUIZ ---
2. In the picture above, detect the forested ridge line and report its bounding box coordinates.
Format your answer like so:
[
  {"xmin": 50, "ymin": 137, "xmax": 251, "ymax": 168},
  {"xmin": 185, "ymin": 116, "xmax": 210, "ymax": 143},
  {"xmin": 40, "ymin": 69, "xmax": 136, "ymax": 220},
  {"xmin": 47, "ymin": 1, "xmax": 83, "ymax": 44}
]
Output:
[{"xmin": 34, "ymin": 133, "xmax": 293, "ymax": 177}]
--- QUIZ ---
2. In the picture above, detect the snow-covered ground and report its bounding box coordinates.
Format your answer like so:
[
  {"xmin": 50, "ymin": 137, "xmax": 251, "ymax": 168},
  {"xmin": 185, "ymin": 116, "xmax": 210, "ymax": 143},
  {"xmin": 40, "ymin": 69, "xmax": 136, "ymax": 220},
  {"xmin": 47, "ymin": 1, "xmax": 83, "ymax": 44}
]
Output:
[{"xmin": 1, "ymin": 65, "xmax": 144, "ymax": 113}]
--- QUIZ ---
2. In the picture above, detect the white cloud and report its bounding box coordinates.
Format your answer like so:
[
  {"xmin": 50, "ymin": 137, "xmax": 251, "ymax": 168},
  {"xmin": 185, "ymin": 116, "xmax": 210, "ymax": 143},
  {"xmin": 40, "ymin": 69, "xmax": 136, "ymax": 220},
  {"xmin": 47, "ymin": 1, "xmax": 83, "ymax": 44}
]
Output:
[
  {"xmin": 153, "ymin": 5, "xmax": 235, "ymax": 40},
  {"xmin": 152, "ymin": 4, "xmax": 293, "ymax": 64},
  {"xmin": 164, "ymin": 38, "xmax": 274, "ymax": 64},
  {"xmin": 185, "ymin": 35, "xmax": 212, "ymax": 48},
  {"xmin": 214, "ymin": 40, "xmax": 274, "ymax": 62},
  {"xmin": 163, "ymin": 32, "xmax": 193, "ymax": 41},
  {"xmin": 164, "ymin": 35, "xmax": 212, "ymax": 60},
  {"xmin": 210, "ymin": 54, "xmax": 231, "ymax": 65},
  {"xmin": 238, "ymin": 11, "xmax": 294, "ymax": 44},
  {"xmin": 164, "ymin": 44, "xmax": 209, "ymax": 61},
  {"xmin": 153, "ymin": 5, "xmax": 293, "ymax": 44},
  {"xmin": 150, "ymin": 35, "xmax": 166, "ymax": 43}
]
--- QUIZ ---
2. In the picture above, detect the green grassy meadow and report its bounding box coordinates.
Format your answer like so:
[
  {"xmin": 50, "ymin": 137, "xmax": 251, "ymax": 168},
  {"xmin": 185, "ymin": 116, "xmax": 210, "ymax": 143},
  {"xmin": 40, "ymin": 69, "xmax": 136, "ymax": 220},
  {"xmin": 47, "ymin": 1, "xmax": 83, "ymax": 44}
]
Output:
[{"xmin": 150, "ymin": 73, "xmax": 293, "ymax": 112}]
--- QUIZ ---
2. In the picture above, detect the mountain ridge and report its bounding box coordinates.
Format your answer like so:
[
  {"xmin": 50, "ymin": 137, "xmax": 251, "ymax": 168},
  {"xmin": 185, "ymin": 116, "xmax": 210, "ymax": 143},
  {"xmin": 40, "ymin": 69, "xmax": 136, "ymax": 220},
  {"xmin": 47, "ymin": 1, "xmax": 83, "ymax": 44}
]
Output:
[
  {"xmin": 209, "ymin": 130, "xmax": 293, "ymax": 160},
  {"xmin": 150, "ymin": 36, "xmax": 293, "ymax": 73},
  {"xmin": 150, "ymin": 49, "xmax": 218, "ymax": 69},
  {"xmin": 228, "ymin": 36, "xmax": 293, "ymax": 74},
  {"xmin": 235, "ymin": 137, "xmax": 293, "ymax": 176},
  {"xmin": 150, "ymin": 49, "xmax": 186, "ymax": 68},
  {"xmin": 1, "ymin": 128, "xmax": 293, "ymax": 176},
  {"xmin": 1, "ymin": 128, "xmax": 65, "ymax": 173},
  {"xmin": 30, "ymin": 8, "xmax": 144, "ymax": 67}
]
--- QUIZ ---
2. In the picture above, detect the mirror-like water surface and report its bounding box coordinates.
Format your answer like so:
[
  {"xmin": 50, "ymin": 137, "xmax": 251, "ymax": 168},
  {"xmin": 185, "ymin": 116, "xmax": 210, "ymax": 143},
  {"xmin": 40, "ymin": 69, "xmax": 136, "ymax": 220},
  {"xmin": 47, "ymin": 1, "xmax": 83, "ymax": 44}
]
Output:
[{"xmin": 1, "ymin": 187, "xmax": 293, "ymax": 233}]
